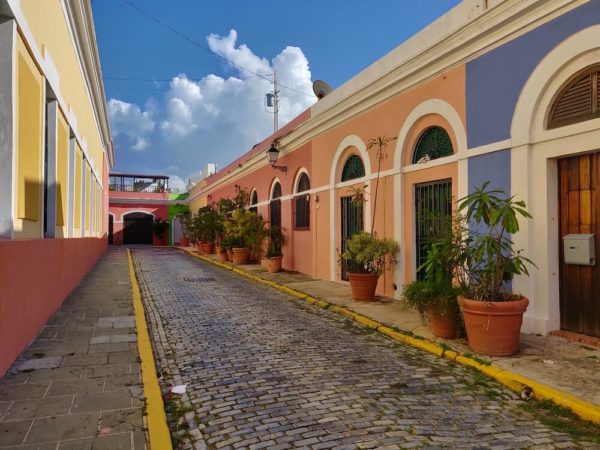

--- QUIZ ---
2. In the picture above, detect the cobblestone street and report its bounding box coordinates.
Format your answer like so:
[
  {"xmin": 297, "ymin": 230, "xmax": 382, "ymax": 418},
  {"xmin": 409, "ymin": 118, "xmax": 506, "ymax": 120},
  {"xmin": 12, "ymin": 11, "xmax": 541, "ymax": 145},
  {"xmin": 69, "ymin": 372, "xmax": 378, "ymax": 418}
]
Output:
[{"xmin": 133, "ymin": 247, "xmax": 595, "ymax": 449}]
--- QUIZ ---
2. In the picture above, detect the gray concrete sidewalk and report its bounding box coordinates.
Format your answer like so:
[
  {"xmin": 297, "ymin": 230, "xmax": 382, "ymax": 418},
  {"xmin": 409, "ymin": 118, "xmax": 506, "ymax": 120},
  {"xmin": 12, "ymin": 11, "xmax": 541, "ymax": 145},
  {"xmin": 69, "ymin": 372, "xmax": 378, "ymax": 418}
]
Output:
[
  {"xmin": 189, "ymin": 249, "xmax": 600, "ymax": 409},
  {"xmin": 0, "ymin": 247, "xmax": 147, "ymax": 449}
]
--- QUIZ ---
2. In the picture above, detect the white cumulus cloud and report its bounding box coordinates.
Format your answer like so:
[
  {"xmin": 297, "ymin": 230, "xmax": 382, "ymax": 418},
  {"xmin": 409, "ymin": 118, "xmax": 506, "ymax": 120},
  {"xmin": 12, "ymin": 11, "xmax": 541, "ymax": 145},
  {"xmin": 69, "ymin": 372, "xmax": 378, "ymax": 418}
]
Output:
[{"xmin": 107, "ymin": 30, "xmax": 316, "ymax": 184}]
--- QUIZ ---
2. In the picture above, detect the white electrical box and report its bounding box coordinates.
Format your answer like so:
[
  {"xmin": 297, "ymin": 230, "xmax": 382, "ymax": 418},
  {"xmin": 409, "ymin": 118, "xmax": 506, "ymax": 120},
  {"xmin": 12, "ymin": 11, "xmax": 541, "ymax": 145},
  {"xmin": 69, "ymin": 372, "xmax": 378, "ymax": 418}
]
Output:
[{"xmin": 563, "ymin": 234, "xmax": 595, "ymax": 266}]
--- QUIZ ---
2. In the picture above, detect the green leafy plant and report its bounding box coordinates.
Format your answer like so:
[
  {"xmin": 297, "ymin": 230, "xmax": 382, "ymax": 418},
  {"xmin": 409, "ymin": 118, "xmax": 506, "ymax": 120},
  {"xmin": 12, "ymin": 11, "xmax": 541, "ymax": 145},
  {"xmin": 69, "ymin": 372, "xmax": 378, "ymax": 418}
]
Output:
[
  {"xmin": 457, "ymin": 182, "xmax": 536, "ymax": 301},
  {"xmin": 341, "ymin": 232, "xmax": 399, "ymax": 275},
  {"xmin": 192, "ymin": 205, "xmax": 219, "ymax": 243},
  {"xmin": 223, "ymin": 209, "xmax": 263, "ymax": 249},
  {"xmin": 266, "ymin": 224, "xmax": 286, "ymax": 257},
  {"xmin": 152, "ymin": 217, "xmax": 169, "ymax": 237}
]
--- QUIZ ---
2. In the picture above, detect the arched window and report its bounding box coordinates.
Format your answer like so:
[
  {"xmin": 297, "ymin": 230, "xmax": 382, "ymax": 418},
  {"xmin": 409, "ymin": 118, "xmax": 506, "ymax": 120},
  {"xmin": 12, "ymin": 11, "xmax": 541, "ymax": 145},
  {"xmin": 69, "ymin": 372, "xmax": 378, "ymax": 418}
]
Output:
[
  {"xmin": 294, "ymin": 173, "xmax": 310, "ymax": 230},
  {"xmin": 249, "ymin": 190, "xmax": 258, "ymax": 214},
  {"xmin": 412, "ymin": 127, "xmax": 453, "ymax": 164},
  {"xmin": 270, "ymin": 182, "xmax": 282, "ymax": 228},
  {"xmin": 548, "ymin": 66, "xmax": 600, "ymax": 129},
  {"xmin": 341, "ymin": 155, "xmax": 365, "ymax": 182}
]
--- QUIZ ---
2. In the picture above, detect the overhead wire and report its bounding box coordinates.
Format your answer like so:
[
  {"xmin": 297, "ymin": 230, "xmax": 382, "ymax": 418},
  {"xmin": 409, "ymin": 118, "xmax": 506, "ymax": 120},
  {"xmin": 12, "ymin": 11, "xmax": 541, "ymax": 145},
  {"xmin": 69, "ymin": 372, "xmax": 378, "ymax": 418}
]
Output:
[{"xmin": 121, "ymin": 0, "xmax": 315, "ymax": 98}]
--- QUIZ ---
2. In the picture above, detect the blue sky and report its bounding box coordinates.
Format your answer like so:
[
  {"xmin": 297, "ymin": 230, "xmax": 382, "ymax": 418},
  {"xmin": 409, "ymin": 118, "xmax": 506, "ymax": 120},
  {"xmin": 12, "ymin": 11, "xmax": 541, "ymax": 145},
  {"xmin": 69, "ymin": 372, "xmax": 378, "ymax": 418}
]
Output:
[{"xmin": 92, "ymin": 0, "xmax": 461, "ymax": 190}]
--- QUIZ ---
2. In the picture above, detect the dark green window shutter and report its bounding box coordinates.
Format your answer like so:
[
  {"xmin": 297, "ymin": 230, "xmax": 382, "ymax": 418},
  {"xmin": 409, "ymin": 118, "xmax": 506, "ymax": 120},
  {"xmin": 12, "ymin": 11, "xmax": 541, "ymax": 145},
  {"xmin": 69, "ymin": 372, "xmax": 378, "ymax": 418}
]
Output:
[
  {"xmin": 412, "ymin": 127, "xmax": 453, "ymax": 164},
  {"xmin": 341, "ymin": 155, "xmax": 365, "ymax": 182}
]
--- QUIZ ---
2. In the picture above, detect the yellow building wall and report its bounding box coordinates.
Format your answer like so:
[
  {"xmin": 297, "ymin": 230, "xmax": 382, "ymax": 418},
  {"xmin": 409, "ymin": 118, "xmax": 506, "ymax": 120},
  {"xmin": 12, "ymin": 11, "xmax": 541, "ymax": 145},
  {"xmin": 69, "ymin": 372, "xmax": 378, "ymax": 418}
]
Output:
[
  {"xmin": 56, "ymin": 109, "xmax": 69, "ymax": 233},
  {"xmin": 188, "ymin": 179, "xmax": 209, "ymax": 212},
  {"xmin": 20, "ymin": 0, "xmax": 105, "ymax": 174},
  {"xmin": 74, "ymin": 145, "xmax": 82, "ymax": 234},
  {"xmin": 14, "ymin": 35, "xmax": 43, "ymax": 239}
]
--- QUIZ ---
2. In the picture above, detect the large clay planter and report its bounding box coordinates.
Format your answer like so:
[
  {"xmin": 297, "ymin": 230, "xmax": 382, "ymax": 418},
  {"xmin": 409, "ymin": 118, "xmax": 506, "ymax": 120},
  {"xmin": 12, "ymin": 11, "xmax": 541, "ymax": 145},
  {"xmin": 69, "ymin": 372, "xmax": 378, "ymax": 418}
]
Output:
[
  {"xmin": 226, "ymin": 249, "xmax": 234, "ymax": 261},
  {"xmin": 458, "ymin": 296, "xmax": 529, "ymax": 356},
  {"xmin": 427, "ymin": 305, "xmax": 459, "ymax": 339},
  {"xmin": 232, "ymin": 247, "xmax": 250, "ymax": 265},
  {"xmin": 265, "ymin": 256, "xmax": 283, "ymax": 273},
  {"xmin": 347, "ymin": 272, "xmax": 379, "ymax": 301},
  {"xmin": 201, "ymin": 242, "xmax": 215, "ymax": 254},
  {"xmin": 217, "ymin": 248, "xmax": 229, "ymax": 262},
  {"xmin": 180, "ymin": 237, "xmax": 190, "ymax": 247}
]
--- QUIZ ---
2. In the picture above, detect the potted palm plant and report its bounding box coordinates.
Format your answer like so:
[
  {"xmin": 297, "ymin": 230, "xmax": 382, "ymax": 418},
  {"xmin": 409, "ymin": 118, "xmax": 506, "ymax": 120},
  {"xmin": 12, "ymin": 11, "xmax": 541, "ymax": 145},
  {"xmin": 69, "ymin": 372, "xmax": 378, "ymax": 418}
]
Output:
[
  {"xmin": 264, "ymin": 225, "xmax": 286, "ymax": 273},
  {"xmin": 455, "ymin": 182, "xmax": 535, "ymax": 355},
  {"xmin": 223, "ymin": 209, "xmax": 262, "ymax": 265},
  {"xmin": 341, "ymin": 232, "xmax": 399, "ymax": 301},
  {"xmin": 152, "ymin": 218, "xmax": 169, "ymax": 246}
]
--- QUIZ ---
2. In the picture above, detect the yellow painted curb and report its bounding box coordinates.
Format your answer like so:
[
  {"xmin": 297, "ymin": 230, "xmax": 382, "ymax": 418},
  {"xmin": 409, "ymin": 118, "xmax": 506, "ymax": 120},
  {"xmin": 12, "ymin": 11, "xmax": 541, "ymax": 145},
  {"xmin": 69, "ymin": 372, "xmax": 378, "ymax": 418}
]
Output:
[
  {"xmin": 180, "ymin": 248, "xmax": 600, "ymax": 426},
  {"xmin": 127, "ymin": 250, "xmax": 173, "ymax": 450}
]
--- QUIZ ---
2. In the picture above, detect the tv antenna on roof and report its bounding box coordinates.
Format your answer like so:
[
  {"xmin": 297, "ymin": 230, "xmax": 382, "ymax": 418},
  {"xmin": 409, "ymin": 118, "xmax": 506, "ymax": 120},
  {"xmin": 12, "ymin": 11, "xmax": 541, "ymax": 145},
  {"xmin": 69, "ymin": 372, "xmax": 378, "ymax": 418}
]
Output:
[{"xmin": 312, "ymin": 80, "xmax": 333, "ymax": 99}]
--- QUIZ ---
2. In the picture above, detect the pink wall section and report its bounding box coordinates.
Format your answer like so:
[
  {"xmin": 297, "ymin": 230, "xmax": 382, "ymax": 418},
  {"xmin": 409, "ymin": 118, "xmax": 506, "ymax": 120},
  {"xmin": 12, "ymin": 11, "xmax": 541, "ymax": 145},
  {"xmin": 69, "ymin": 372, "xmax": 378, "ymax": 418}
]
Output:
[
  {"xmin": 108, "ymin": 203, "xmax": 168, "ymax": 245},
  {"xmin": 0, "ymin": 237, "xmax": 107, "ymax": 376}
]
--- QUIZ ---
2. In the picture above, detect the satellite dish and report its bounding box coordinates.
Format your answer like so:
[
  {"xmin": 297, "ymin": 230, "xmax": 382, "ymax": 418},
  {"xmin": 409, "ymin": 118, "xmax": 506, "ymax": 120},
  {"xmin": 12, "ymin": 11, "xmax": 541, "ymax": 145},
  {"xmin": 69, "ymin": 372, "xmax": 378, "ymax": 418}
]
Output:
[{"xmin": 312, "ymin": 80, "xmax": 333, "ymax": 99}]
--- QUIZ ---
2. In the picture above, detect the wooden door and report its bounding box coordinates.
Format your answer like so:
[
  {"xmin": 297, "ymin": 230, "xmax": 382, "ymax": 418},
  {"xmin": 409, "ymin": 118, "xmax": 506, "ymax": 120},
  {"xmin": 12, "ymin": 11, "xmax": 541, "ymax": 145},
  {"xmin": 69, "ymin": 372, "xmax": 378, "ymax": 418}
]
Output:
[
  {"xmin": 123, "ymin": 212, "xmax": 153, "ymax": 245},
  {"xmin": 559, "ymin": 153, "xmax": 600, "ymax": 337}
]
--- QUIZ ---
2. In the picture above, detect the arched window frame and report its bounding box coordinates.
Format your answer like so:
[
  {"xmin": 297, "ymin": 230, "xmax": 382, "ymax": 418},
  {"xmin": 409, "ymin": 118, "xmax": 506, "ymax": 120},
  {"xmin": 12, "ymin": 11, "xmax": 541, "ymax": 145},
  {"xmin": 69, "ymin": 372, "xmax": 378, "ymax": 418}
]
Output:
[
  {"xmin": 293, "ymin": 171, "xmax": 310, "ymax": 230},
  {"xmin": 412, "ymin": 126, "xmax": 454, "ymax": 164},
  {"xmin": 269, "ymin": 180, "xmax": 282, "ymax": 228},
  {"xmin": 547, "ymin": 65, "xmax": 600, "ymax": 129},
  {"xmin": 249, "ymin": 189, "xmax": 258, "ymax": 214},
  {"xmin": 340, "ymin": 154, "xmax": 365, "ymax": 182}
]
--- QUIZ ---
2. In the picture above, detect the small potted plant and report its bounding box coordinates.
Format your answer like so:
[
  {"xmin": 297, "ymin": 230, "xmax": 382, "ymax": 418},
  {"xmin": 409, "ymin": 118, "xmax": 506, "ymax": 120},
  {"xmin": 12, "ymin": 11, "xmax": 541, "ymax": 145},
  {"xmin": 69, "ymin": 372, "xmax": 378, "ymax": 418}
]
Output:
[
  {"xmin": 402, "ymin": 214, "xmax": 465, "ymax": 339},
  {"xmin": 341, "ymin": 232, "xmax": 399, "ymax": 301},
  {"xmin": 152, "ymin": 217, "xmax": 169, "ymax": 246},
  {"xmin": 455, "ymin": 182, "xmax": 535, "ymax": 355},
  {"xmin": 264, "ymin": 225, "xmax": 286, "ymax": 273},
  {"xmin": 223, "ymin": 209, "xmax": 262, "ymax": 265}
]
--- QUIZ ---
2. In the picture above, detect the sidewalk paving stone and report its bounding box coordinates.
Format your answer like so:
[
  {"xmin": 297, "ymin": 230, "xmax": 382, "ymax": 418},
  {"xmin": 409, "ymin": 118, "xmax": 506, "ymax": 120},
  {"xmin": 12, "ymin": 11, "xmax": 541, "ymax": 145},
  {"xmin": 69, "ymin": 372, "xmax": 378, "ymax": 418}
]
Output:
[{"xmin": 0, "ymin": 247, "xmax": 148, "ymax": 449}]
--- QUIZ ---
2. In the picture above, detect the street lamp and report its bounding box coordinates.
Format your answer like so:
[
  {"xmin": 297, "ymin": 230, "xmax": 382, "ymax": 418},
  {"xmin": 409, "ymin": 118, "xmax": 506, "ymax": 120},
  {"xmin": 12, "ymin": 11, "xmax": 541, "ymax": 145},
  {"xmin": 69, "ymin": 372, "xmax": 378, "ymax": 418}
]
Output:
[{"xmin": 266, "ymin": 143, "xmax": 287, "ymax": 173}]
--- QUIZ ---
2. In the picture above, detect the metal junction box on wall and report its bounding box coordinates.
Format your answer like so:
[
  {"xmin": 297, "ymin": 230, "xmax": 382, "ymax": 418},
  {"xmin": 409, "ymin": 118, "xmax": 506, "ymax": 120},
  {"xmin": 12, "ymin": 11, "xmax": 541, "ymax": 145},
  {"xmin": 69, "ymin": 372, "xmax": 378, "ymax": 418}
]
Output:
[{"xmin": 563, "ymin": 234, "xmax": 595, "ymax": 266}]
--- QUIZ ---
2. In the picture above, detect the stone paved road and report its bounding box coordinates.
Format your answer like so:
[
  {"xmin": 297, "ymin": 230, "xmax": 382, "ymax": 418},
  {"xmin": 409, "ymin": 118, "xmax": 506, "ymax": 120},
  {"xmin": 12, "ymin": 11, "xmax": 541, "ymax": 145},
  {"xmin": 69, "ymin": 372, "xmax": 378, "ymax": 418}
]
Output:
[{"xmin": 133, "ymin": 247, "xmax": 596, "ymax": 450}]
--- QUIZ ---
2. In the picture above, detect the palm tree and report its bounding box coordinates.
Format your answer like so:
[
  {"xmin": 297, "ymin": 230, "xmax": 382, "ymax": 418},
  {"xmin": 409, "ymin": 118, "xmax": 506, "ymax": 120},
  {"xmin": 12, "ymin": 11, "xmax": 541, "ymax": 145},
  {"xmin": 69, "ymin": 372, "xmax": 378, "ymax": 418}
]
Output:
[{"xmin": 366, "ymin": 136, "xmax": 397, "ymax": 235}]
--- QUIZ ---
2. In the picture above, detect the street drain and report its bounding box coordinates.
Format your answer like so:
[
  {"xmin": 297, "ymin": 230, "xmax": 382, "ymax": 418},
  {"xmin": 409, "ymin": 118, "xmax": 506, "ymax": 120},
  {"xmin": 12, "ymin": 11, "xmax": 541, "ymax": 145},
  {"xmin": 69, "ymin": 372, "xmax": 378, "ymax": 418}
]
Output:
[{"xmin": 183, "ymin": 276, "xmax": 216, "ymax": 282}]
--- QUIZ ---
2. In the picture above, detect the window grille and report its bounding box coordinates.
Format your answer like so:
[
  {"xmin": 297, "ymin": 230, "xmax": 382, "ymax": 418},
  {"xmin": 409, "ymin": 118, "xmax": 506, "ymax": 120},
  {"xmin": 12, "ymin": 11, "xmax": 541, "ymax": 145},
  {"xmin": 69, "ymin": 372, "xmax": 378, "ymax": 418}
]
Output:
[
  {"xmin": 341, "ymin": 155, "xmax": 365, "ymax": 182},
  {"xmin": 294, "ymin": 173, "xmax": 310, "ymax": 230},
  {"xmin": 412, "ymin": 127, "xmax": 453, "ymax": 164}
]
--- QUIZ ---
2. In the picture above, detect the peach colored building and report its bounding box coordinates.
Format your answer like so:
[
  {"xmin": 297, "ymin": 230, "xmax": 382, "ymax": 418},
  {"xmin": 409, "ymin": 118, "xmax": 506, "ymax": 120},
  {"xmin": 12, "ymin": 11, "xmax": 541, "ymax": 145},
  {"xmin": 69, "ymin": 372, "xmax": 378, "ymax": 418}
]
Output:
[{"xmin": 187, "ymin": 0, "xmax": 600, "ymax": 340}]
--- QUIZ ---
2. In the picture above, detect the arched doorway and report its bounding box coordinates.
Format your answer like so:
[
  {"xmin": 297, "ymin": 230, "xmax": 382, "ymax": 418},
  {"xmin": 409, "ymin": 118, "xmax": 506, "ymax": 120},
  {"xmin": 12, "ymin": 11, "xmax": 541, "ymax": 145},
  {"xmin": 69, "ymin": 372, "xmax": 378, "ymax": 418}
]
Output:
[
  {"xmin": 123, "ymin": 212, "xmax": 153, "ymax": 245},
  {"xmin": 108, "ymin": 214, "xmax": 114, "ymax": 245},
  {"xmin": 269, "ymin": 182, "xmax": 282, "ymax": 228},
  {"xmin": 172, "ymin": 215, "xmax": 184, "ymax": 245},
  {"xmin": 340, "ymin": 154, "xmax": 365, "ymax": 280}
]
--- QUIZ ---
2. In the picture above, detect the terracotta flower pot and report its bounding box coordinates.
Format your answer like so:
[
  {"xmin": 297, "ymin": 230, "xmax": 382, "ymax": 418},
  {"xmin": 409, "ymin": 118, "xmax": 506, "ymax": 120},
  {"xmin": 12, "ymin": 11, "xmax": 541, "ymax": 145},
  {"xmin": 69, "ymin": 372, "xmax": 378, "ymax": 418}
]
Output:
[
  {"xmin": 458, "ymin": 296, "xmax": 529, "ymax": 356},
  {"xmin": 232, "ymin": 247, "xmax": 250, "ymax": 265},
  {"xmin": 217, "ymin": 248, "xmax": 229, "ymax": 262},
  {"xmin": 180, "ymin": 237, "xmax": 190, "ymax": 247},
  {"xmin": 347, "ymin": 272, "xmax": 379, "ymax": 301},
  {"xmin": 202, "ymin": 242, "xmax": 215, "ymax": 254},
  {"xmin": 226, "ymin": 249, "xmax": 234, "ymax": 261},
  {"xmin": 427, "ymin": 305, "xmax": 459, "ymax": 339},
  {"xmin": 265, "ymin": 256, "xmax": 283, "ymax": 273}
]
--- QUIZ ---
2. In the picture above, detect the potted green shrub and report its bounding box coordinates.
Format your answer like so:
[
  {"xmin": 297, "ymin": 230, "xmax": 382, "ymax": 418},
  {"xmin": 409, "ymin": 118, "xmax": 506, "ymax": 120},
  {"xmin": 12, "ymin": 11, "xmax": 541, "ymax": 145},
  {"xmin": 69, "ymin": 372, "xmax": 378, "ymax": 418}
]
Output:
[
  {"xmin": 455, "ymin": 182, "xmax": 535, "ymax": 355},
  {"xmin": 264, "ymin": 225, "xmax": 286, "ymax": 273},
  {"xmin": 341, "ymin": 232, "xmax": 399, "ymax": 301},
  {"xmin": 223, "ymin": 209, "xmax": 262, "ymax": 265},
  {"xmin": 152, "ymin": 217, "xmax": 169, "ymax": 246},
  {"xmin": 402, "ymin": 214, "xmax": 466, "ymax": 339}
]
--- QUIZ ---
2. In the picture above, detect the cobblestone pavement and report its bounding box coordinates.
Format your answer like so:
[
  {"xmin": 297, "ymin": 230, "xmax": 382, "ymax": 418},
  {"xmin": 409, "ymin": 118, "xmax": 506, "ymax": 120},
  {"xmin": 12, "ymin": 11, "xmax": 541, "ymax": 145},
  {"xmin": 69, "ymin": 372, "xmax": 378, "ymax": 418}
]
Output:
[
  {"xmin": 0, "ymin": 247, "xmax": 147, "ymax": 449},
  {"xmin": 133, "ymin": 247, "xmax": 597, "ymax": 450}
]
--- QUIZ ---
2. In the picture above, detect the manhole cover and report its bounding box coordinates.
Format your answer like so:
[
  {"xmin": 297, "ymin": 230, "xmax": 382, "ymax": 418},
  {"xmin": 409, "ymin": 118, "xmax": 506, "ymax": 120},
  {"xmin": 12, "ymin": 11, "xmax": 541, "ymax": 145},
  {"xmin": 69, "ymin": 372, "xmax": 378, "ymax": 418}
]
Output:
[{"xmin": 183, "ymin": 276, "xmax": 216, "ymax": 282}]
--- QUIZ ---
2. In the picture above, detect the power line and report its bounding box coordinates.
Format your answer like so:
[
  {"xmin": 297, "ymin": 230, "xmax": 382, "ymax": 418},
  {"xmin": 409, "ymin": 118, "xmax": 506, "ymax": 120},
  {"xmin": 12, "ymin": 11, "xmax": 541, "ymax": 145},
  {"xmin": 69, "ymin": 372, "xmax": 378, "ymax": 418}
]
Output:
[
  {"xmin": 121, "ymin": 1, "xmax": 315, "ymax": 98},
  {"xmin": 104, "ymin": 75, "xmax": 263, "ymax": 82}
]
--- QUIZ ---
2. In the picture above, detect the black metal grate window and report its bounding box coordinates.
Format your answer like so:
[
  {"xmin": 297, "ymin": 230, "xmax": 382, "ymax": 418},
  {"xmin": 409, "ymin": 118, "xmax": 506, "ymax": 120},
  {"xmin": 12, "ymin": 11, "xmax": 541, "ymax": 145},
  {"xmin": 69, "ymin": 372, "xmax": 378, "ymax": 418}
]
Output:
[
  {"xmin": 341, "ymin": 155, "xmax": 365, "ymax": 182},
  {"xmin": 412, "ymin": 127, "xmax": 453, "ymax": 164},
  {"xmin": 270, "ymin": 182, "xmax": 282, "ymax": 228},
  {"xmin": 340, "ymin": 195, "xmax": 364, "ymax": 280},
  {"xmin": 294, "ymin": 173, "xmax": 310, "ymax": 230},
  {"xmin": 415, "ymin": 180, "xmax": 452, "ymax": 280}
]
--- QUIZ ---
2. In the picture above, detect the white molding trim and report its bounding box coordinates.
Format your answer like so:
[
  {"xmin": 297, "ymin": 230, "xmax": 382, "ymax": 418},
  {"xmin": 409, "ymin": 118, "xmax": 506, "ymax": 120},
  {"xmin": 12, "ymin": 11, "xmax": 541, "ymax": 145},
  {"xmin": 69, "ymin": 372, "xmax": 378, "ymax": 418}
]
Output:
[
  {"xmin": 120, "ymin": 210, "xmax": 156, "ymax": 222},
  {"xmin": 329, "ymin": 135, "xmax": 372, "ymax": 282},
  {"xmin": 269, "ymin": 178, "xmax": 282, "ymax": 200}
]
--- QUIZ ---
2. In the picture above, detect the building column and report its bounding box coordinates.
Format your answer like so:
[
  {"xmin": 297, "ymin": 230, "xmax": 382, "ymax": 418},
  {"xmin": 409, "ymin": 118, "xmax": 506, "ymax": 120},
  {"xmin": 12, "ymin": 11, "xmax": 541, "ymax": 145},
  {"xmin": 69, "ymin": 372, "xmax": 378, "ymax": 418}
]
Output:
[{"xmin": 0, "ymin": 19, "xmax": 16, "ymax": 239}]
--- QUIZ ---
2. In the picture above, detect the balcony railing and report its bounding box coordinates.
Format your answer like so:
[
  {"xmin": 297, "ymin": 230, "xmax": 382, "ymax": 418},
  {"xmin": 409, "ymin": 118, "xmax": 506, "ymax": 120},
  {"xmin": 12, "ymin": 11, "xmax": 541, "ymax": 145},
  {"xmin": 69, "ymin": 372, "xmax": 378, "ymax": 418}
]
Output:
[{"xmin": 109, "ymin": 183, "xmax": 167, "ymax": 193}]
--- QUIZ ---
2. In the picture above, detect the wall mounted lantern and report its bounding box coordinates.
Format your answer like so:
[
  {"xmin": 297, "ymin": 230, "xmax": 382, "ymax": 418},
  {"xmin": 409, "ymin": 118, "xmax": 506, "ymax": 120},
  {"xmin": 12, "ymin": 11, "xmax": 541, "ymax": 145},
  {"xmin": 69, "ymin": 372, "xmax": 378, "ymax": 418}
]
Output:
[{"xmin": 266, "ymin": 144, "xmax": 287, "ymax": 173}]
